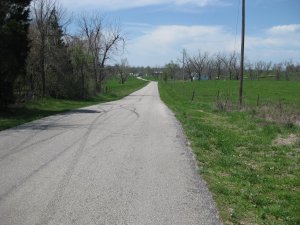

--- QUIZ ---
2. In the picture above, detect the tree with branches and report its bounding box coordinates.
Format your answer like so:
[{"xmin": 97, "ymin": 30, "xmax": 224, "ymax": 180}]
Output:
[
  {"xmin": 189, "ymin": 51, "xmax": 208, "ymax": 80},
  {"xmin": 0, "ymin": 0, "xmax": 31, "ymax": 107},
  {"xmin": 79, "ymin": 13, "xmax": 125, "ymax": 92},
  {"xmin": 116, "ymin": 58, "xmax": 129, "ymax": 84}
]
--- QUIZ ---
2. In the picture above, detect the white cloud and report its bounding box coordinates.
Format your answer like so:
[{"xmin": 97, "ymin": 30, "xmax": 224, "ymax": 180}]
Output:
[
  {"xmin": 125, "ymin": 25, "xmax": 237, "ymax": 66},
  {"xmin": 248, "ymin": 24, "xmax": 300, "ymax": 52},
  {"xmin": 267, "ymin": 24, "xmax": 300, "ymax": 34},
  {"xmin": 60, "ymin": 0, "xmax": 225, "ymax": 11},
  {"xmin": 123, "ymin": 24, "xmax": 300, "ymax": 66}
]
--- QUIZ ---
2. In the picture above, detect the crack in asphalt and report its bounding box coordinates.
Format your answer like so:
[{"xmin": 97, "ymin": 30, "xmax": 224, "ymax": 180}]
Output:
[
  {"xmin": 0, "ymin": 82, "xmax": 222, "ymax": 225},
  {"xmin": 36, "ymin": 112, "xmax": 105, "ymax": 225}
]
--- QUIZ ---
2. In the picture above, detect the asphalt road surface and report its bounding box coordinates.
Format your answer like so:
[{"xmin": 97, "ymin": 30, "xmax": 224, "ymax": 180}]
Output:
[{"xmin": 0, "ymin": 82, "xmax": 221, "ymax": 225}]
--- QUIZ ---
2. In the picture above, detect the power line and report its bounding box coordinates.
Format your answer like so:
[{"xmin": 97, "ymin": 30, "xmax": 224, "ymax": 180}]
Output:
[{"xmin": 234, "ymin": 0, "xmax": 241, "ymax": 52}]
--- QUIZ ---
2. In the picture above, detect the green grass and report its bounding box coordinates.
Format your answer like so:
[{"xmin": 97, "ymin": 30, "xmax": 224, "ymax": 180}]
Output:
[
  {"xmin": 0, "ymin": 77, "xmax": 148, "ymax": 131},
  {"xmin": 159, "ymin": 80, "xmax": 300, "ymax": 225},
  {"xmin": 142, "ymin": 75, "xmax": 160, "ymax": 81}
]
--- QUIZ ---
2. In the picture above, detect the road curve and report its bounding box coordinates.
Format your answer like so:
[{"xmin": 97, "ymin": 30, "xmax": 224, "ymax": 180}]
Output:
[{"xmin": 0, "ymin": 82, "xmax": 221, "ymax": 225}]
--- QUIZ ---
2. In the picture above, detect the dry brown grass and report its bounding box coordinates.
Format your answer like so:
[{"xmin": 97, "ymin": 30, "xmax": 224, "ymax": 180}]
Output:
[
  {"xmin": 272, "ymin": 134, "xmax": 299, "ymax": 146},
  {"xmin": 256, "ymin": 102, "xmax": 300, "ymax": 126}
]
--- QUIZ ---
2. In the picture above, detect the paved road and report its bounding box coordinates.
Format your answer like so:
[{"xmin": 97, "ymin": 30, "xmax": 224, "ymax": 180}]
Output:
[{"xmin": 0, "ymin": 82, "xmax": 221, "ymax": 225}]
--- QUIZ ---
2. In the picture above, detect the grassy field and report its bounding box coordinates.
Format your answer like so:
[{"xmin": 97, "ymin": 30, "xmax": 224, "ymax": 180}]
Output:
[
  {"xmin": 159, "ymin": 80, "xmax": 300, "ymax": 225},
  {"xmin": 0, "ymin": 77, "xmax": 148, "ymax": 131}
]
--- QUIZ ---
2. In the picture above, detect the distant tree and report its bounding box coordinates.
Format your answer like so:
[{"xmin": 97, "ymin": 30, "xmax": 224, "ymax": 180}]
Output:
[
  {"xmin": 214, "ymin": 52, "xmax": 226, "ymax": 80},
  {"xmin": 205, "ymin": 57, "xmax": 214, "ymax": 80},
  {"xmin": 226, "ymin": 52, "xmax": 239, "ymax": 80},
  {"xmin": 273, "ymin": 63, "xmax": 283, "ymax": 80},
  {"xmin": 177, "ymin": 48, "xmax": 188, "ymax": 80},
  {"xmin": 145, "ymin": 66, "xmax": 153, "ymax": 77},
  {"xmin": 0, "ymin": 0, "xmax": 31, "ymax": 108},
  {"xmin": 178, "ymin": 49, "xmax": 194, "ymax": 81},
  {"xmin": 246, "ymin": 62, "xmax": 255, "ymax": 80},
  {"xmin": 163, "ymin": 61, "xmax": 180, "ymax": 82},
  {"xmin": 284, "ymin": 60, "xmax": 293, "ymax": 81},
  {"xmin": 185, "ymin": 59, "xmax": 195, "ymax": 81},
  {"xmin": 263, "ymin": 61, "xmax": 272, "ymax": 77},
  {"xmin": 189, "ymin": 51, "xmax": 208, "ymax": 80},
  {"xmin": 116, "ymin": 58, "xmax": 129, "ymax": 84},
  {"xmin": 254, "ymin": 61, "xmax": 264, "ymax": 79}
]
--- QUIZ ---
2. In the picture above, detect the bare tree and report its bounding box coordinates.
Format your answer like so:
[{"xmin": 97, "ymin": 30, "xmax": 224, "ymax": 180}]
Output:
[
  {"xmin": 116, "ymin": 58, "xmax": 129, "ymax": 84},
  {"xmin": 273, "ymin": 63, "xmax": 283, "ymax": 80},
  {"xmin": 246, "ymin": 62, "xmax": 254, "ymax": 80},
  {"xmin": 185, "ymin": 59, "xmax": 195, "ymax": 81},
  {"xmin": 205, "ymin": 57, "xmax": 214, "ymax": 80},
  {"xmin": 175, "ymin": 49, "xmax": 299, "ymax": 82},
  {"xmin": 254, "ymin": 61, "xmax": 265, "ymax": 79},
  {"xmin": 178, "ymin": 49, "xmax": 194, "ymax": 81},
  {"xmin": 224, "ymin": 52, "xmax": 239, "ymax": 80},
  {"xmin": 284, "ymin": 60, "xmax": 293, "ymax": 80},
  {"xmin": 214, "ymin": 52, "xmax": 226, "ymax": 80},
  {"xmin": 177, "ymin": 48, "xmax": 187, "ymax": 80},
  {"xmin": 78, "ymin": 13, "xmax": 125, "ymax": 92},
  {"xmin": 78, "ymin": 12, "xmax": 103, "ymax": 92},
  {"xmin": 189, "ymin": 51, "xmax": 208, "ymax": 80},
  {"xmin": 163, "ymin": 61, "xmax": 180, "ymax": 82},
  {"xmin": 98, "ymin": 21, "xmax": 125, "ymax": 91},
  {"xmin": 253, "ymin": 61, "xmax": 272, "ymax": 79},
  {"xmin": 264, "ymin": 61, "xmax": 272, "ymax": 73}
]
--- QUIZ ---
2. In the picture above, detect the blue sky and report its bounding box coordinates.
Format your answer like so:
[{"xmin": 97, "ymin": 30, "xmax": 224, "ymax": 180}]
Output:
[{"xmin": 61, "ymin": 0, "xmax": 300, "ymax": 66}]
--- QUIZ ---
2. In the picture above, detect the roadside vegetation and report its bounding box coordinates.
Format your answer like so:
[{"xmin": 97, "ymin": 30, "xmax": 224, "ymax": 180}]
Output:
[
  {"xmin": 1, "ymin": 0, "xmax": 145, "ymax": 131},
  {"xmin": 1, "ymin": 0, "xmax": 128, "ymax": 110},
  {"xmin": 159, "ymin": 80, "xmax": 300, "ymax": 225},
  {"xmin": 0, "ymin": 77, "xmax": 148, "ymax": 131}
]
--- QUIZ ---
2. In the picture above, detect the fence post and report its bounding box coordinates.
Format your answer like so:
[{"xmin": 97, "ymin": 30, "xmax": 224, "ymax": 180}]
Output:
[{"xmin": 191, "ymin": 90, "xmax": 195, "ymax": 101}]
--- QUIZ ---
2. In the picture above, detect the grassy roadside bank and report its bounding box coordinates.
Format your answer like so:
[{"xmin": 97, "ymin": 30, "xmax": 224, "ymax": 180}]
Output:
[
  {"xmin": 0, "ymin": 77, "xmax": 148, "ymax": 131},
  {"xmin": 159, "ymin": 80, "xmax": 300, "ymax": 225}
]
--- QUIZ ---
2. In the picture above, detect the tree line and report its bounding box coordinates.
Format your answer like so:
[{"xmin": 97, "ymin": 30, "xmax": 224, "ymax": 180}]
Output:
[
  {"xmin": 1, "ymin": 1, "xmax": 299, "ymax": 108},
  {"xmin": 0, "ymin": 0, "xmax": 125, "ymax": 108},
  {"xmin": 162, "ymin": 49, "xmax": 300, "ymax": 82}
]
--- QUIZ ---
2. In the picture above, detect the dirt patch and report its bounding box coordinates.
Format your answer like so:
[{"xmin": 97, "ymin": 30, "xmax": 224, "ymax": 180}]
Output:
[{"xmin": 272, "ymin": 134, "xmax": 299, "ymax": 146}]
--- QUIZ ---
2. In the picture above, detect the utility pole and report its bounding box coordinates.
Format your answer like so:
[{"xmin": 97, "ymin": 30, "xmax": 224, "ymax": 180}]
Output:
[{"xmin": 239, "ymin": 0, "xmax": 245, "ymax": 108}]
